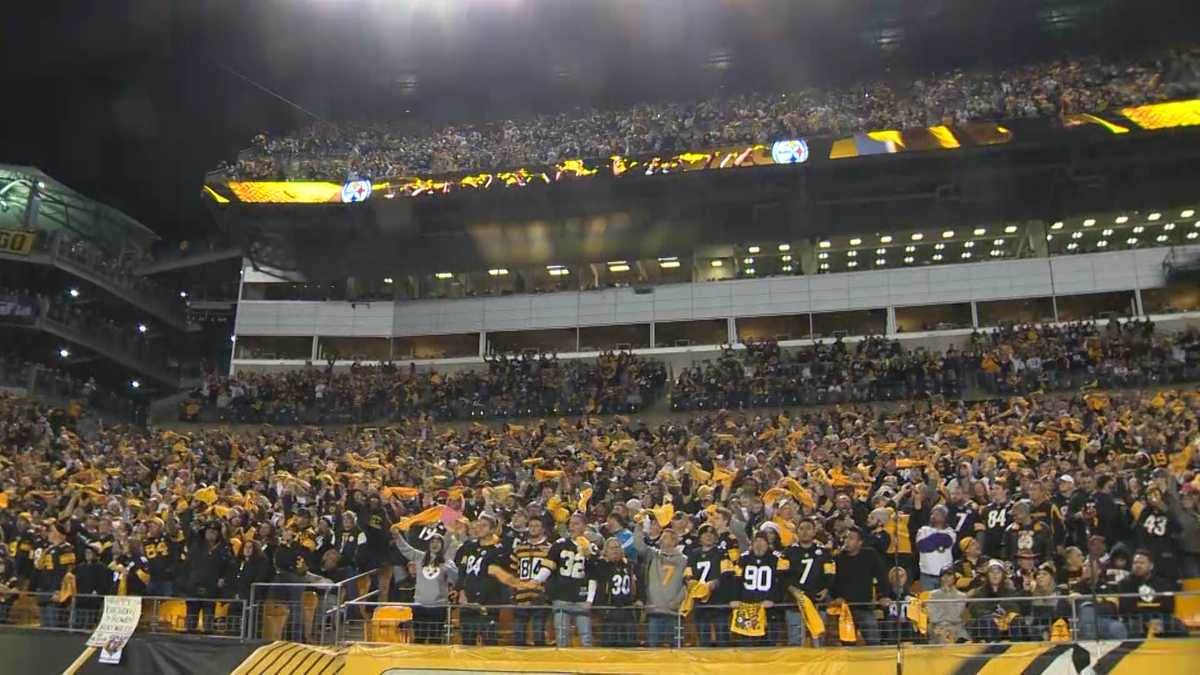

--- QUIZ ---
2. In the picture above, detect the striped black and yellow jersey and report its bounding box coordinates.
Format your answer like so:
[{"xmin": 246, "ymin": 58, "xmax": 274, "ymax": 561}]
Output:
[{"xmin": 510, "ymin": 536, "xmax": 552, "ymax": 604}]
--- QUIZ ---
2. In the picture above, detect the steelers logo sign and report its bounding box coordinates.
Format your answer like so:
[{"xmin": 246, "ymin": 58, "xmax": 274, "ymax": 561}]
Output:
[{"xmin": 771, "ymin": 139, "xmax": 810, "ymax": 164}]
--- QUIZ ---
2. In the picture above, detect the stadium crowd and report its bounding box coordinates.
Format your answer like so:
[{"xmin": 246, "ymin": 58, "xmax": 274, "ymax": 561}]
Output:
[
  {"xmin": 218, "ymin": 48, "xmax": 1200, "ymax": 180},
  {"xmin": 673, "ymin": 320, "xmax": 1199, "ymax": 410},
  {"xmin": 182, "ymin": 351, "xmax": 668, "ymax": 424},
  {"xmin": 2, "ymin": 369, "xmax": 1198, "ymax": 645}
]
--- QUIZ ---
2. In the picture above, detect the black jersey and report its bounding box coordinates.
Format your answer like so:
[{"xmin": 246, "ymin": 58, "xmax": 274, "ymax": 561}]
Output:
[
  {"xmin": 947, "ymin": 501, "xmax": 981, "ymax": 541},
  {"xmin": 784, "ymin": 542, "xmax": 835, "ymax": 597},
  {"xmin": 1133, "ymin": 503, "xmax": 1176, "ymax": 564},
  {"xmin": 405, "ymin": 523, "xmax": 447, "ymax": 552},
  {"xmin": 734, "ymin": 551, "xmax": 790, "ymax": 603},
  {"xmin": 545, "ymin": 537, "xmax": 595, "ymax": 603},
  {"xmin": 590, "ymin": 558, "xmax": 637, "ymax": 607},
  {"xmin": 459, "ymin": 540, "xmax": 510, "ymax": 606},
  {"xmin": 980, "ymin": 502, "xmax": 1010, "ymax": 559},
  {"xmin": 685, "ymin": 545, "xmax": 734, "ymax": 603}
]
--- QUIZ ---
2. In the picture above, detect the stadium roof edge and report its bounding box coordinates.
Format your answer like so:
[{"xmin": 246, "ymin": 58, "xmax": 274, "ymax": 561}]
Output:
[{"xmin": 0, "ymin": 164, "xmax": 159, "ymax": 248}]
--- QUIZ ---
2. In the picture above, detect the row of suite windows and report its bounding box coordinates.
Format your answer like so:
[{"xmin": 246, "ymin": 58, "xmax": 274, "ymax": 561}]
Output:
[{"xmin": 232, "ymin": 285, "xmax": 1200, "ymax": 361}]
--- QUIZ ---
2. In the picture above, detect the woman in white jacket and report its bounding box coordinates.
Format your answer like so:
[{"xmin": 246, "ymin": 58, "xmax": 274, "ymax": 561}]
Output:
[{"xmin": 394, "ymin": 531, "xmax": 461, "ymax": 643}]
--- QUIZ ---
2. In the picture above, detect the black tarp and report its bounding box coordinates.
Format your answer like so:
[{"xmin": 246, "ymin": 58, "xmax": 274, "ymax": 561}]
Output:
[{"xmin": 0, "ymin": 628, "xmax": 262, "ymax": 675}]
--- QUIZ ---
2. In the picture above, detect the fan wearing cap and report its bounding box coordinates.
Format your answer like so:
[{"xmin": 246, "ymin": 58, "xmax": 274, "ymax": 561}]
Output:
[
  {"xmin": 965, "ymin": 560, "xmax": 1020, "ymax": 642},
  {"xmin": 508, "ymin": 516, "xmax": 553, "ymax": 646},
  {"xmin": 685, "ymin": 523, "xmax": 734, "ymax": 647},
  {"xmin": 953, "ymin": 537, "xmax": 987, "ymax": 591},
  {"xmin": 909, "ymin": 484, "xmax": 958, "ymax": 592},
  {"xmin": 34, "ymin": 520, "xmax": 76, "ymax": 628},
  {"xmin": 927, "ymin": 566, "xmax": 967, "ymax": 644},
  {"xmin": 1002, "ymin": 500, "xmax": 1051, "ymax": 564},
  {"xmin": 732, "ymin": 530, "xmax": 791, "ymax": 645}
]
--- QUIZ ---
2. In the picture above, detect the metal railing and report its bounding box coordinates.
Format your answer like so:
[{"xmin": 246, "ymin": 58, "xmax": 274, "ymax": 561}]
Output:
[
  {"xmin": 0, "ymin": 591, "xmax": 244, "ymax": 638},
  {"xmin": 3, "ymin": 587, "xmax": 1196, "ymax": 648}
]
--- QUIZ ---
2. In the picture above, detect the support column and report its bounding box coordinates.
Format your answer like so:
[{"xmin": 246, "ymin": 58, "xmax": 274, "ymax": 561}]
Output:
[
  {"xmin": 970, "ymin": 301, "xmax": 979, "ymax": 329},
  {"xmin": 727, "ymin": 317, "xmax": 738, "ymax": 345},
  {"xmin": 649, "ymin": 322, "xmax": 656, "ymax": 349},
  {"xmin": 311, "ymin": 336, "xmax": 319, "ymax": 361},
  {"xmin": 797, "ymin": 240, "xmax": 818, "ymax": 276},
  {"xmin": 479, "ymin": 331, "xmax": 487, "ymax": 358},
  {"xmin": 1028, "ymin": 221, "xmax": 1049, "ymax": 258},
  {"xmin": 886, "ymin": 307, "xmax": 897, "ymax": 336}
]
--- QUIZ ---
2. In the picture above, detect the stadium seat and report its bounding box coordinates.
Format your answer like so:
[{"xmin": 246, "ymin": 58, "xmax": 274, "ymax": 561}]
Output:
[
  {"xmin": 1176, "ymin": 578, "xmax": 1200, "ymax": 629},
  {"xmin": 261, "ymin": 600, "xmax": 288, "ymax": 641},
  {"xmin": 367, "ymin": 605, "xmax": 413, "ymax": 643},
  {"xmin": 154, "ymin": 599, "xmax": 188, "ymax": 632}
]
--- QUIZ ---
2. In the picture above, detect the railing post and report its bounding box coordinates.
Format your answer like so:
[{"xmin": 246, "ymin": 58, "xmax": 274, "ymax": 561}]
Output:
[
  {"xmin": 445, "ymin": 605, "xmax": 453, "ymax": 645},
  {"xmin": 1069, "ymin": 596, "xmax": 1079, "ymax": 642},
  {"xmin": 675, "ymin": 611, "xmax": 682, "ymax": 648},
  {"xmin": 333, "ymin": 584, "xmax": 343, "ymax": 645}
]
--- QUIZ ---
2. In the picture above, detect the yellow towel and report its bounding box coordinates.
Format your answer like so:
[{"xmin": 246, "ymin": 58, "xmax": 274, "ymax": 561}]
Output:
[
  {"xmin": 679, "ymin": 580, "xmax": 712, "ymax": 617},
  {"xmin": 392, "ymin": 506, "xmax": 444, "ymax": 532},
  {"xmin": 826, "ymin": 600, "xmax": 858, "ymax": 643},
  {"xmin": 382, "ymin": 486, "xmax": 421, "ymax": 501},
  {"xmin": 790, "ymin": 588, "xmax": 826, "ymax": 638},
  {"xmin": 730, "ymin": 603, "xmax": 767, "ymax": 637},
  {"xmin": 534, "ymin": 468, "xmax": 564, "ymax": 482}
]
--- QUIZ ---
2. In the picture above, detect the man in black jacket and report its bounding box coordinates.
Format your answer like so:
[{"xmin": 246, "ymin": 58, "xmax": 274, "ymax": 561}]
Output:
[
  {"xmin": 72, "ymin": 544, "xmax": 110, "ymax": 629},
  {"xmin": 831, "ymin": 526, "xmax": 891, "ymax": 645},
  {"xmin": 185, "ymin": 522, "xmax": 233, "ymax": 633}
]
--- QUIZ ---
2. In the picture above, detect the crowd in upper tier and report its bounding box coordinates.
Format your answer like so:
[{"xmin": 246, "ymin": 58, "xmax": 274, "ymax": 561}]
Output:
[
  {"xmin": 2, "ymin": 361, "xmax": 1198, "ymax": 644},
  {"xmin": 182, "ymin": 351, "xmax": 668, "ymax": 424},
  {"xmin": 217, "ymin": 47, "xmax": 1200, "ymax": 181},
  {"xmin": 673, "ymin": 320, "xmax": 1200, "ymax": 410}
]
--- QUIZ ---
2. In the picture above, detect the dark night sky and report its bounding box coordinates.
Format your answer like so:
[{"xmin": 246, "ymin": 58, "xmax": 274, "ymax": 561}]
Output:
[{"xmin": 2, "ymin": 1, "xmax": 1197, "ymax": 243}]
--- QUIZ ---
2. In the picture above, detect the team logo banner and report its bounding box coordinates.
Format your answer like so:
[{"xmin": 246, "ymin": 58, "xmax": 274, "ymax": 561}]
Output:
[{"xmin": 0, "ymin": 229, "xmax": 35, "ymax": 256}]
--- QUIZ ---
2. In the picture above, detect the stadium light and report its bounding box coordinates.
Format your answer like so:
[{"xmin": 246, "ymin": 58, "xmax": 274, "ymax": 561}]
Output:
[
  {"xmin": 1004, "ymin": 225, "xmax": 1018, "ymax": 233},
  {"xmin": 58, "ymin": 348, "xmax": 70, "ymax": 359},
  {"xmin": 932, "ymin": 254, "xmax": 944, "ymax": 261},
  {"xmin": 1126, "ymin": 237, "xmax": 1138, "ymax": 244},
  {"xmin": 1132, "ymin": 226, "xmax": 1145, "ymax": 233},
  {"xmin": 383, "ymin": 277, "xmax": 394, "ymax": 284},
  {"xmin": 934, "ymin": 243, "xmax": 945, "ymax": 250},
  {"xmin": 548, "ymin": 268, "xmax": 570, "ymax": 276},
  {"xmin": 819, "ymin": 263, "xmax": 830, "ymax": 270},
  {"xmin": 874, "ymin": 258, "xmax": 886, "ymax": 265},
  {"xmin": 747, "ymin": 245, "xmax": 761, "ymax": 254},
  {"xmin": 1188, "ymin": 232, "xmax": 1199, "ymax": 240},
  {"xmin": 710, "ymin": 260, "xmax": 724, "ymax": 268},
  {"xmin": 743, "ymin": 257, "xmax": 754, "ymax": 264},
  {"xmin": 1071, "ymin": 232, "xmax": 1083, "ymax": 240},
  {"xmin": 849, "ymin": 238, "xmax": 862, "ymax": 246},
  {"xmin": 777, "ymin": 243, "xmax": 791, "ymax": 252},
  {"xmin": 608, "ymin": 264, "xmax": 630, "ymax": 273},
  {"xmin": 963, "ymin": 241, "xmax": 975, "ymax": 248},
  {"xmin": 1163, "ymin": 223, "xmax": 1176, "ymax": 231},
  {"xmin": 1097, "ymin": 240, "xmax": 1109, "ymax": 247},
  {"xmin": 879, "ymin": 235, "xmax": 893, "ymax": 243},
  {"xmin": 1102, "ymin": 228, "xmax": 1114, "ymax": 236},
  {"xmin": 818, "ymin": 240, "xmax": 831, "ymax": 249},
  {"xmin": 817, "ymin": 253, "xmax": 828, "ymax": 260},
  {"xmin": 1156, "ymin": 235, "xmax": 1169, "ymax": 242},
  {"xmin": 137, "ymin": 323, "xmax": 147, "ymax": 334},
  {"xmin": 435, "ymin": 272, "xmax": 453, "ymax": 280},
  {"xmin": 781, "ymin": 255, "xmax": 792, "ymax": 262},
  {"xmin": 875, "ymin": 248, "xmax": 886, "ymax": 255},
  {"xmin": 487, "ymin": 268, "xmax": 509, "ymax": 276},
  {"xmin": 1066, "ymin": 243, "xmax": 1078, "ymax": 250},
  {"xmin": 1050, "ymin": 222, "xmax": 1064, "ymax": 230},
  {"xmin": 910, "ymin": 233, "xmax": 923, "ymax": 241},
  {"xmin": 846, "ymin": 261, "xmax": 858, "ymax": 268},
  {"xmin": 179, "ymin": 291, "xmax": 188, "ymax": 299},
  {"xmin": 903, "ymin": 256, "xmax": 914, "ymax": 264},
  {"xmin": 1082, "ymin": 219, "xmax": 1095, "ymax": 227},
  {"xmin": 961, "ymin": 252, "xmax": 972, "ymax": 259},
  {"xmin": 1115, "ymin": 216, "xmax": 1129, "ymax": 224},
  {"xmin": 941, "ymin": 230, "xmax": 954, "ymax": 238},
  {"xmin": 993, "ymin": 239, "xmax": 1005, "ymax": 246},
  {"xmin": 744, "ymin": 268, "xmax": 756, "ymax": 275},
  {"xmin": 1148, "ymin": 212, "xmax": 1162, "ymax": 221},
  {"xmin": 782, "ymin": 265, "xmax": 794, "ymax": 272},
  {"xmin": 847, "ymin": 250, "xmax": 858, "ymax": 257},
  {"xmin": 904, "ymin": 246, "xmax": 915, "ymax": 253},
  {"xmin": 659, "ymin": 260, "xmax": 681, "ymax": 269},
  {"xmin": 68, "ymin": 288, "xmax": 79, "ymax": 298},
  {"xmin": 1181, "ymin": 210, "xmax": 1195, "ymax": 218},
  {"xmin": 130, "ymin": 380, "xmax": 141, "ymax": 389},
  {"xmin": 973, "ymin": 228, "xmax": 986, "ymax": 236}
]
